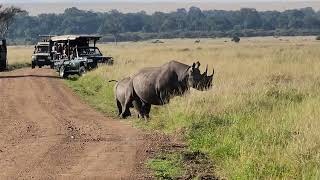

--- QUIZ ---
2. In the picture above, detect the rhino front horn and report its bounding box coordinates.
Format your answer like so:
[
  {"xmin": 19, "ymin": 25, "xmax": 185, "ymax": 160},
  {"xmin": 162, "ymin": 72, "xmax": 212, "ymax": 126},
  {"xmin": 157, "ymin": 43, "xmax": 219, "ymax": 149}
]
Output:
[
  {"xmin": 205, "ymin": 64, "xmax": 208, "ymax": 75},
  {"xmin": 195, "ymin": 61, "xmax": 200, "ymax": 68}
]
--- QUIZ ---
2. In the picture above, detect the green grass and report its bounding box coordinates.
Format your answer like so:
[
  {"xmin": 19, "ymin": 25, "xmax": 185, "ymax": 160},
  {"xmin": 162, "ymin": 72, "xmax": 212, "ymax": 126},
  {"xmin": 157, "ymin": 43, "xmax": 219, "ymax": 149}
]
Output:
[
  {"xmin": 147, "ymin": 153, "xmax": 183, "ymax": 179},
  {"xmin": 65, "ymin": 38, "xmax": 320, "ymax": 179},
  {"xmin": 66, "ymin": 74, "xmax": 117, "ymax": 116},
  {"xmin": 67, "ymin": 70, "xmax": 320, "ymax": 179}
]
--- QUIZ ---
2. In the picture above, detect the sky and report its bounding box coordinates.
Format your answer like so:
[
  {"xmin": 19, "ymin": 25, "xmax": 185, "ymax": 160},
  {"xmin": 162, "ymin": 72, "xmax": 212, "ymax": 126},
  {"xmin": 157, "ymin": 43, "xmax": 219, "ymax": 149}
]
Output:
[
  {"xmin": 0, "ymin": 0, "xmax": 318, "ymax": 3},
  {"xmin": 2, "ymin": 0, "xmax": 318, "ymax": 15}
]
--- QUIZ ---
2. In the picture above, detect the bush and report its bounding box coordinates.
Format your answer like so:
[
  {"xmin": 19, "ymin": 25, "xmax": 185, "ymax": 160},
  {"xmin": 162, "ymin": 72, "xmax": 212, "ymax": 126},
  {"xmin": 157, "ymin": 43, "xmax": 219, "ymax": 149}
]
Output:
[{"xmin": 232, "ymin": 36, "xmax": 241, "ymax": 43}]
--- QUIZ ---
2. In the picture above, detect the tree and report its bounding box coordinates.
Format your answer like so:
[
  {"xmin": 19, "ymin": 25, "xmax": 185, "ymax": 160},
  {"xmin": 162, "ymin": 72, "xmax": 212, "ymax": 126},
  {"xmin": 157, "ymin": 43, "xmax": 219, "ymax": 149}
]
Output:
[
  {"xmin": 240, "ymin": 8, "xmax": 262, "ymax": 29},
  {"xmin": 105, "ymin": 10, "xmax": 123, "ymax": 45},
  {"xmin": 4, "ymin": 6, "xmax": 320, "ymax": 43},
  {"xmin": 0, "ymin": 5, "xmax": 25, "ymax": 38}
]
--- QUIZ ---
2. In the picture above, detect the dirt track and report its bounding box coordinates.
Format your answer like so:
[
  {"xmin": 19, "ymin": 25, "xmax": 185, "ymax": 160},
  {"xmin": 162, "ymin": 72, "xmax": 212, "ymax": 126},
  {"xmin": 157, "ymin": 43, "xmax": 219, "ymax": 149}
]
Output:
[{"xmin": 0, "ymin": 68, "xmax": 151, "ymax": 179}]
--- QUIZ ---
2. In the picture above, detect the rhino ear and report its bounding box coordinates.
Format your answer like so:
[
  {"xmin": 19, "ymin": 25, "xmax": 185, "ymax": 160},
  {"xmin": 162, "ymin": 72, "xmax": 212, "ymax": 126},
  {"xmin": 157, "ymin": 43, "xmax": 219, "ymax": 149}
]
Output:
[{"xmin": 192, "ymin": 62, "xmax": 196, "ymax": 69}]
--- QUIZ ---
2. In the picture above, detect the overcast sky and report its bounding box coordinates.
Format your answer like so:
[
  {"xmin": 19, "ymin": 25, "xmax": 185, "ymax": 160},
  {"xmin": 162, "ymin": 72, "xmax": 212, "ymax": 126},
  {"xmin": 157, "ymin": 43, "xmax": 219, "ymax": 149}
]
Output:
[{"xmin": 0, "ymin": 0, "xmax": 317, "ymax": 3}]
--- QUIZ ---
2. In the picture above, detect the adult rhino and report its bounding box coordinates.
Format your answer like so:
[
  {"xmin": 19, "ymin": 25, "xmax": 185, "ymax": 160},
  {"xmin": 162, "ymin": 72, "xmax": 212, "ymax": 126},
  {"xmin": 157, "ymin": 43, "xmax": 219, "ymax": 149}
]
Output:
[{"xmin": 121, "ymin": 60, "xmax": 214, "ymax": 119}]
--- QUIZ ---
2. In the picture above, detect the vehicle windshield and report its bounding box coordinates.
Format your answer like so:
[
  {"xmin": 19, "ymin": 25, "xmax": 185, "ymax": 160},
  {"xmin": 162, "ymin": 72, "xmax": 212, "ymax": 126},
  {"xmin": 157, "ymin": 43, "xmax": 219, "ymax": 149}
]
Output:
[
  {"xmin": 77, "ymin": 47, "xmax": 102, "ymax": 57},
  {"xmin": 35, "ymin": 46, "xmax": 49, "ymax": 53}
]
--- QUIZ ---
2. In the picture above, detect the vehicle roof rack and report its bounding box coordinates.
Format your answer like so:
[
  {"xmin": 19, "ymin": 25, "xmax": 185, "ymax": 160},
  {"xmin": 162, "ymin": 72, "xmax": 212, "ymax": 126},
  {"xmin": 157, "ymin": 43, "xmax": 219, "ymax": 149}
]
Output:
[{"xmin": 51, "ymin": 35, "xmax": 101, "ymax": 42}]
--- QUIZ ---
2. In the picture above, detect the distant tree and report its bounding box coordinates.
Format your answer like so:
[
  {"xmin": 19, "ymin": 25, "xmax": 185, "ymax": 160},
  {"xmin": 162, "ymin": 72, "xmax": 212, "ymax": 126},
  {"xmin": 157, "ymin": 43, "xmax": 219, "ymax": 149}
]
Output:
[
  {"xmin": 101, "ymin": 10, "xmax": 123, "ymax": 45},
  {"xmin": 260, "ymin": 11, "xmax": 280, "ymax": 30},
  {"xmin": 151, "ymin": 11, "xmax": 167, "ymax": 33},
  {"xmin": 240, "ymin": 8, "xmax": 262, "ymax": 29},
  {"xmin": 187, "ymin": 7, "xmax": 205, "ymax": 31},
  {"xmin": 0, "ymin": 5, "xmax": 25, "ymax": 38}
]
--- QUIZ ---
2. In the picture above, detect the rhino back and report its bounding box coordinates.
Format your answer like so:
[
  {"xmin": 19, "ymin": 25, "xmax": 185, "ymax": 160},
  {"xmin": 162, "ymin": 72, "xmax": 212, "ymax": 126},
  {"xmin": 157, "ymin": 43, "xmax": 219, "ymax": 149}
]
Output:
[{"xmin": 132, "ymin": 68, "xmax": 163, "ymax": 105}]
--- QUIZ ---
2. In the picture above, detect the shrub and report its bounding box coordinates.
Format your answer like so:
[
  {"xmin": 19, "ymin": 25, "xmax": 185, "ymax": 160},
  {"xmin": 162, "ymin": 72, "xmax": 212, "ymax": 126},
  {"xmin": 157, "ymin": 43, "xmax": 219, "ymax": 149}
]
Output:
[{"xmin": 232, "ymin": 36, "xmax": 241, "ymax": 43}]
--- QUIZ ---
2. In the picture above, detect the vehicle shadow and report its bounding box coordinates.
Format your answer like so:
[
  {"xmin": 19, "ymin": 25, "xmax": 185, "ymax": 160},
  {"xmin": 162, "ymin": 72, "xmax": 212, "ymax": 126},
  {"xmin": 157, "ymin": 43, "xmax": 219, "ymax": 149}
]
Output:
[{"xmin": 0, "ymin": 74, "xmax": 60, "ymax": 79}]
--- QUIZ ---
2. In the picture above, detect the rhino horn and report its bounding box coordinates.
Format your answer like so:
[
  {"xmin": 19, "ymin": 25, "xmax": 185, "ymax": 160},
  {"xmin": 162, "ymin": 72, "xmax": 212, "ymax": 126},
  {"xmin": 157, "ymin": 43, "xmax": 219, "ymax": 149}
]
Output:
[
  {"xmin": 195, "ymin": 61, "xmax": 200, "ymax": 68},
  {"xmin": 202, "ymin": 64, "xmax": 208, "ymax": 76}
]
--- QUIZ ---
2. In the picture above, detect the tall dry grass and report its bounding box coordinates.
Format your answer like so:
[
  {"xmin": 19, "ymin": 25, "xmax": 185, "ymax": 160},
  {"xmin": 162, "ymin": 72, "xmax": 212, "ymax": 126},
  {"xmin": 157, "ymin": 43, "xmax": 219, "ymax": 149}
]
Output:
[
  {"xmin": 66, "ymin": 37, "xmax": 320, "ymax": 178},
  {"xmin": 7, "ymin": 46, "xmax": 33, "ymax": 65}
]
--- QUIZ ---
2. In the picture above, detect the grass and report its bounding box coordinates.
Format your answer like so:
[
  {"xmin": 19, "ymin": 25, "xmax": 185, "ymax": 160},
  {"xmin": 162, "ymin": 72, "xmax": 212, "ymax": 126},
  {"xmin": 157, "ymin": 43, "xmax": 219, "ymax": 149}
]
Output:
[
  {"xmin": 7, "ymin": 46, "xmax": 33, "ymax": 65},
  {"xmin": 147, "ymin": 153, "xmax": 183, "ymax": 179},
  {"xmin": 52, "ymin": 36, "xmax": 320, "ymax": 179},
  {"xmin": 3, "ymin": 46, "xmax": 33, "ymax": 70}
]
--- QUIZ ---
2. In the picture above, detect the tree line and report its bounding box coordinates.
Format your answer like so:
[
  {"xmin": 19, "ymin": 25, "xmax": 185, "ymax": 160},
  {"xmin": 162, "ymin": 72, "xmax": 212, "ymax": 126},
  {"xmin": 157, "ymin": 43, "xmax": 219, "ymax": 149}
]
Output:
[{"xmin": 4, "ymin": 6, "xmax": 320, "ymax": 44}]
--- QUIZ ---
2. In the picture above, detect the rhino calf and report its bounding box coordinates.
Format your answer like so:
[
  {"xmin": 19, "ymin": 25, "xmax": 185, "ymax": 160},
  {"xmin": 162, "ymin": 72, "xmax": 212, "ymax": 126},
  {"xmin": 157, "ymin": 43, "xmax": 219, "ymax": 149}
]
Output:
[{"xmin": 111, "ymin": 78, "xmax": 151, "ymax": 119}]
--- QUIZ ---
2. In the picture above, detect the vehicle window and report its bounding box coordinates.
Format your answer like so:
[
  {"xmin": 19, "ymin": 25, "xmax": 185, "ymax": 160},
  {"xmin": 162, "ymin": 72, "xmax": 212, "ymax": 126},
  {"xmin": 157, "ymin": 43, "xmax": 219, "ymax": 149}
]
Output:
[
  {"xmin": 78, "ymin": 47, "xmax": 102, "ymax": 57},
  {"xmin": 36, "ymin": 46, "xmax": 49, "ymax": 53}
]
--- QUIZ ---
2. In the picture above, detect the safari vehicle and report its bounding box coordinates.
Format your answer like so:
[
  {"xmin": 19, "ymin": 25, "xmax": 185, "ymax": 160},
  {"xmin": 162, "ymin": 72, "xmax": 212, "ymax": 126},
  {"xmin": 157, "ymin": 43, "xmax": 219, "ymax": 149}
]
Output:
[
  {"xmin": 51, "ymin": 35, "xmax": 113, "ymax": 78},
  {"xmin": 31, "ymin": 35, "xmax": 55, "ymax": 69},
  {"xmin": 0, "ymin": 38, "xmax": 7, "ymax": 71}
]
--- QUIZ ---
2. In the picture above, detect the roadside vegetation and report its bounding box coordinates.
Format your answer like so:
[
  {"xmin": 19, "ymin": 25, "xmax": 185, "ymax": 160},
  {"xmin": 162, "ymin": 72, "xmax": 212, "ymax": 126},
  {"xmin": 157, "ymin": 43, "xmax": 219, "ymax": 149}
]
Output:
[
  {"xmin": 66, "ymin": 37, "xmax": 320, "ymax": 179},
  {"xmin": 6, "ymin": 46, "xmax": 32, "ymax": 70}
]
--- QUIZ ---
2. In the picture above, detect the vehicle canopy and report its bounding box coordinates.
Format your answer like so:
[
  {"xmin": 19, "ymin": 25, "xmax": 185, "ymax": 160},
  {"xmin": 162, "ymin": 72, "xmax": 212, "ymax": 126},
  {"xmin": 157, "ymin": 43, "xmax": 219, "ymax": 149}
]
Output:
[
  {"xmin": 51, "ymin": 35, "xmax": 101, "ymax": 47},
  {"xmin": 36, "ymin": 42, "xmax": 50, "ymax": 46}
]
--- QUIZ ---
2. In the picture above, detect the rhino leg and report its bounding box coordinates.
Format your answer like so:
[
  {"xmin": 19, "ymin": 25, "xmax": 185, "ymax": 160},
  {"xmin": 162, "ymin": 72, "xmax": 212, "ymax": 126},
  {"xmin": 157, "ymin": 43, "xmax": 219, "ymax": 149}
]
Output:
[
  {"xmin": 144, "ymin": 103, "xmax": 151, "ymax": 119},
  {"xmin": 159, "ymin": 91, "xmax": 170, "ymax": 105},
  {"xmin": 132, "ymin": 99, "xmax": 145, "ymax": 119},
  {"xmin": 121, "ymin": 94, "xmax": 134, "ymax": 119},
  {"xmin": 116, "ymin": 99, "xmax": 122, "ymax": 116}
]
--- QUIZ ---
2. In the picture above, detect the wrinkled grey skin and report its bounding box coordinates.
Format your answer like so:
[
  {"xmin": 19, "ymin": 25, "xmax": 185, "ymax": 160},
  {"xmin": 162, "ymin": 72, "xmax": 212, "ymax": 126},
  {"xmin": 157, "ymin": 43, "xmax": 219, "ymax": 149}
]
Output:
[
  {"xmin": 121, "ymin": 60, "xmax": 213, "ymax": 119},
  {"xmin": 111, "ymin": 78, "xmax": 151, "ymax": 118}
]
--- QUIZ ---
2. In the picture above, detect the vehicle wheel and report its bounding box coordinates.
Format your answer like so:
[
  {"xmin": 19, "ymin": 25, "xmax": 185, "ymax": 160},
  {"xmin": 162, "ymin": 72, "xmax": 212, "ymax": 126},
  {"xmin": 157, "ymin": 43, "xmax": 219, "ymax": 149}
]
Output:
[
  {"xmin": 59, "ymin": 66, "xmax": 68, "ymax": 78},
  {"xmin": 50, "ymin": 64, "xmax": 54, "ymax": 69},
  {"xmin": 39, "ymin": 65, "xmax": 42, "ymax": 68},
  {"xmin": 79, "ymin": 66, "xmax": 86, "ymax": 76},
  {"xmin": 31, "ymin": 62, "xmax": 35, "ymax": 69}
]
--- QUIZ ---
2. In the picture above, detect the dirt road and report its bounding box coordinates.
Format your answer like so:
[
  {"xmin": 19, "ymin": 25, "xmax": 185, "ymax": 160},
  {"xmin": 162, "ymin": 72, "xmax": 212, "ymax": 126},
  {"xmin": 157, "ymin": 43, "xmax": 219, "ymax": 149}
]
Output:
[{"xmin": 0, "ymin": 68, "xmax": 150, "ymax": 179}]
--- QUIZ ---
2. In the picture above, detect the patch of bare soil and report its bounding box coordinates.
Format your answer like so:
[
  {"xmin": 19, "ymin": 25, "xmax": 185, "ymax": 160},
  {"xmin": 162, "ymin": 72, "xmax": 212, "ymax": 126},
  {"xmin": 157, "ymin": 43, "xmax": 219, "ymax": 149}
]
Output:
[{"xmin": 0, "ymin": 68, "xmax": 154, "ymax": 179}]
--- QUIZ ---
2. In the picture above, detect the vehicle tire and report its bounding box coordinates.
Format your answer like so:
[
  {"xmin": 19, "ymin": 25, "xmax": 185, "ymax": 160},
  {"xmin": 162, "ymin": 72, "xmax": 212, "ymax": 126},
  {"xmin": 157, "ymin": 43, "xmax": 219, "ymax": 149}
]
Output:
[
  {"xmin": 59, "ymin": 66, "xmax": 68, "ymax": 78},
  {"xmin": 50, "ymin": 63, "xmax": 54, "ymax": 69},
  {"xmin": 39, "ymin": 65, "xmax": 42, "ymax": 68},
  {"xmin": 31, "ymin": 62, "xmax": 35, "ymax": 69},
  {"xmin": 79, "ymin": 66, "xmax": 86, "ymax": 76}
]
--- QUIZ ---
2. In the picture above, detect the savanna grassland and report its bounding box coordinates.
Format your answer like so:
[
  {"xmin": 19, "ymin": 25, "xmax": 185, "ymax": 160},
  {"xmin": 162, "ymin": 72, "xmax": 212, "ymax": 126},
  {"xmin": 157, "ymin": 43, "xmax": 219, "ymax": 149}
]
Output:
[
  {"xmin": 6, "ymin": 45, "xmax": 33, "ymax": 69},
  {"xmin": 9, "ymin": 37, "xmax": 320, "ymax": 179}
]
